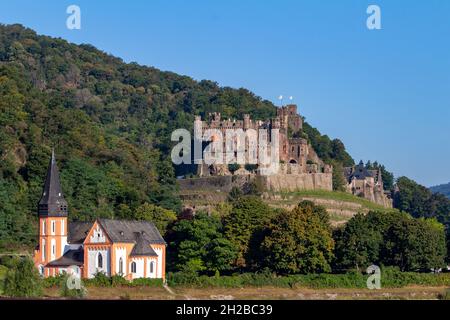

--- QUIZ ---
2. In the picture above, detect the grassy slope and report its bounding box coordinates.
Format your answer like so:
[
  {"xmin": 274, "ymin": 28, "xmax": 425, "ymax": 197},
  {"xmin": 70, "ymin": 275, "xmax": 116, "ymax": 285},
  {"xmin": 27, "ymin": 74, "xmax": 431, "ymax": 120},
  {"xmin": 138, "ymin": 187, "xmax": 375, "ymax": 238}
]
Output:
[{"xmin": 265, "ymin": 190, "xmax": 399, "ymax": 225}]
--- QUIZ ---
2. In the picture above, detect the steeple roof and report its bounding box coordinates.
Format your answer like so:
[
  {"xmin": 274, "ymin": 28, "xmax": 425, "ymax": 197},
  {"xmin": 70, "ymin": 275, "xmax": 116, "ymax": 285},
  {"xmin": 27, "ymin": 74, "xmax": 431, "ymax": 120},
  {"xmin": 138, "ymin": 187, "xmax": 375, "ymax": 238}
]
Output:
[{"xmin": 38, "ymin": 150, "xmax": 68, "ymax": 217}]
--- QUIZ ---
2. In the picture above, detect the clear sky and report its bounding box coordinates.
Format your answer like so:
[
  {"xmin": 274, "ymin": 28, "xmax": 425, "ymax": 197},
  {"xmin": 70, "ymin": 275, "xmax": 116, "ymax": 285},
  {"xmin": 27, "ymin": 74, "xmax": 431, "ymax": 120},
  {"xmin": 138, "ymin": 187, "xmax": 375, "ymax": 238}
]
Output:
[{"xmin": 1, "ymin": 0, "xmax": 449, "ymax": 186}]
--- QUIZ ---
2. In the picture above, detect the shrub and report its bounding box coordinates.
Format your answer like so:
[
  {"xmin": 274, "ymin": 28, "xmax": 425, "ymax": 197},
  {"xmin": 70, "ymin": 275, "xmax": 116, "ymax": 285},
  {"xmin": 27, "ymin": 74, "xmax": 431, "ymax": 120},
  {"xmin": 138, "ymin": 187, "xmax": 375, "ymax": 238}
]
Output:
[
  {"xmin": 166, "ymin": 269, "xmax": 450, "ymax": 289},
  {"xmin": 2, "ymin": 257, "xmax": 43, "ymax": 298},
  {"xmin": 130, "ymin": 278, "xmax": 163, "ymax": 287},
  {"xmin": 59, "ymin": 274, "xmax": 87, "ymax": 299}
]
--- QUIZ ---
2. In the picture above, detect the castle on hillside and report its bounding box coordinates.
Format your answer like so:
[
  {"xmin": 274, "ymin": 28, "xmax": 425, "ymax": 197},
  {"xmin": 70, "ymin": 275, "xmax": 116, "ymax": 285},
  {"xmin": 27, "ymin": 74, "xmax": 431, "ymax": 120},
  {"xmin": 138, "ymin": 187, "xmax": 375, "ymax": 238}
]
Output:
[
  {"xmin": 195, "ymin": 104, "xmax": 332, "ymax": 178},
  {"xmin": 185, "ymin": 104, "xmax": 392, "ymax": 208},
  {"xmin": 344, "ymin": 161, "xmax": 392, "ymax": 208},
  {"xmin": 33, "ymin": 151, "xmax": 166, "ymax": 280}
]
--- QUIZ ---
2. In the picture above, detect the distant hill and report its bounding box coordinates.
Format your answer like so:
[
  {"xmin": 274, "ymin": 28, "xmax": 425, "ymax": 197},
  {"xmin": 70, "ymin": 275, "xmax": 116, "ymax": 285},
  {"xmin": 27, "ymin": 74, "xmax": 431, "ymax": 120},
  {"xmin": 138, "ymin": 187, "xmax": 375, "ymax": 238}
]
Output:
[{"xmin": 430, "ymin": 182, "xmax": 450, "ymax": 199}]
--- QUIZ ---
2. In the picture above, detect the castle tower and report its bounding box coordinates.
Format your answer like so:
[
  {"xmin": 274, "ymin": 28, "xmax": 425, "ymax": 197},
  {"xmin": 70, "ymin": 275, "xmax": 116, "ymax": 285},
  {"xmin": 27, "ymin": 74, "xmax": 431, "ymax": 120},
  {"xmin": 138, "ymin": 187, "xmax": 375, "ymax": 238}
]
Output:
[{"xmin": 35, "ymin": 150, "xmax": 68, "ymax": 276}]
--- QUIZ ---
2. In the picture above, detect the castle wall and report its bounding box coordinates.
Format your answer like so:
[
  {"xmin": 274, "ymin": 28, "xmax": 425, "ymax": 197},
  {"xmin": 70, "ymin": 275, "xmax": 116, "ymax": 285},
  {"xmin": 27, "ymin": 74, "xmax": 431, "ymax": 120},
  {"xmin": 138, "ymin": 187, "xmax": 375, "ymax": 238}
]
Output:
[
  {"xmin": 261, "ymin": 173, "xmax": 333, "ymax": 192},
  {"xmin": 178, "ymin": 172, "xmax": 332, "ymax": 196}
]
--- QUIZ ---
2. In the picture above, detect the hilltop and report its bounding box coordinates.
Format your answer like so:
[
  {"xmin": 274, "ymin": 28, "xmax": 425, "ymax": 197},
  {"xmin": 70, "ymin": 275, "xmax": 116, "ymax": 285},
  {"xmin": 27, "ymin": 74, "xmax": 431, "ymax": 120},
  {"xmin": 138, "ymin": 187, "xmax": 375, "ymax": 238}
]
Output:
[{"xmin": 430, "ymin": 182, "xmax": 450, "ymax": 199}]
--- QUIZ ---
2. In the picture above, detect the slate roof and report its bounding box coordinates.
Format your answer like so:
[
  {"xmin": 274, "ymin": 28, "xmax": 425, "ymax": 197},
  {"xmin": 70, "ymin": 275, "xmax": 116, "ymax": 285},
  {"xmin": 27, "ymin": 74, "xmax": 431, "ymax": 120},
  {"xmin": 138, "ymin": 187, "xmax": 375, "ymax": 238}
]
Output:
[
  {"xmin": 97, "ymin": 219, "xmax": 166, "ymax": 245},
  {"xmin": 38, "ymin": 150, "xmax": 68, "ymax": 217},
  {"xmin": 46, "ymin": 249, "xmax": 84, "ymax": 267},
  {"xmin": 344, "ymin": 161, "xmax": 376, "ymax": 182},
  {"xmin": 68, "ymin": 221, "xmax": 92, "ymax": 244},
  {"xmin": 130, "ymin": 232, "xmax": 158, "ymax": 257}
]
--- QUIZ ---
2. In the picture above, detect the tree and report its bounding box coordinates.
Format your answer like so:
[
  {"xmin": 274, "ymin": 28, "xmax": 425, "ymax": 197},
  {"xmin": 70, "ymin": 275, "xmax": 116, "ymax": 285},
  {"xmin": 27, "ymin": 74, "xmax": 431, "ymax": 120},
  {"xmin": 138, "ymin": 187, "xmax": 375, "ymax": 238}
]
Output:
[
  {"xmin": 223, "ymin": 196, "xmax": 275, "ymax": 268},
  {"xmin": 331, "ymin": 161, "xmax": 347, "ymax": 192},
  {"xmin": 334, "ymin": 210, "xmax": 447, "ymax": 272},
  {"xmin": 3, "ymin": 257, "xmax": 43, "ymax": 298},
  {"xmin": 382, "ymin": 217, "xmax": 447, "ymax": 271},
  {"xmin": 228, "ymin": 163, "xmax": 240, "ymax": 174},
  {"xmin": 135, "ymin": 202, "xmax": 177, "ymax": 235},
  {"xmin": 260, "ymin": 201, "xmax": 334, "ymax": 274},
  {"xmin": 394, "ymin": 177, "xmax": 450, "ymax": 225},
  {"xmin": 333, "ymin": 211, "xmax": 392, "ymax": 271},
  {"xmin": 167, "ymin": 213, "xmax": 237, "ymax": 274}
]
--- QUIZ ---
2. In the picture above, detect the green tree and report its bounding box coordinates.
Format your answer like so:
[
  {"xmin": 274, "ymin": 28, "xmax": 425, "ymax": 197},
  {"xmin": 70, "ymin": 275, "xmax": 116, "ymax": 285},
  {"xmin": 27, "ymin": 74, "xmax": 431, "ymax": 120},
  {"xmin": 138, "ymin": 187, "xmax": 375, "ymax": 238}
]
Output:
[
  {"xmin": 3, "ymin": 257, "xmax": 43, "ymax": 298},
  {"xmin": 135, "ymin": 202, "xmax": 177, "ymax": 235},
  {"xmin": 333, "ymin": 211, "xmax": 392, "ymax": 271},
  {"xmin": 331, "ymin": 161, "xmax": 347, "ymax": 192},
  {"xmin": 260, "ymin": 201, "xmax": 334, "ymax": 274},
  {"xmin": 168, "ymin": 213, "xmax": 237, "ymax": 273},
  {"xmin": 383, "ymin": 217, "xmax": 447, "ymax": 271},
  {"xmin": 334, "ymin": 210, "xmax": 447, "ymax": 272},
  {"xmin": 223, "ymin": 196, "xmax": 275, "ymax": 268}
]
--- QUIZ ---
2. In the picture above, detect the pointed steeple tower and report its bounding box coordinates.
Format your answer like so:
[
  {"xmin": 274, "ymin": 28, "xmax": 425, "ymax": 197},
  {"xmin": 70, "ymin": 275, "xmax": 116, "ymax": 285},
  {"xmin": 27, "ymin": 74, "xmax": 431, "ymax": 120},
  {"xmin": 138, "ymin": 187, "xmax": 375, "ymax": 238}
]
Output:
[{"xmin": 38, "ymin": 149, "xmax": 68, "ymax": 217}]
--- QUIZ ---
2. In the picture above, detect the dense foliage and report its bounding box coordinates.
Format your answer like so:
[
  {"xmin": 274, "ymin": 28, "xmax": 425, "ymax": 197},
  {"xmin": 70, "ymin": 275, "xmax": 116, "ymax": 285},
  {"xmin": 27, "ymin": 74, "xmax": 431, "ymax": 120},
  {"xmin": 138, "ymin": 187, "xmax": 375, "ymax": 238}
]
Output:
[
  {"xmin": 334, "ymin": 211, "xmax": 447, "ymax": 271},
  {"xmin": 302, "ymin": 122, "xmax": 354, "ymax": 167},
  {"xmin": 393, "ymin": 176, "xmax": 450, "ymax": 261},
  {"xmin": 167, "ymin": 213, "xmax": 238, "ymax": 274},
  {"xmin": 166, "ymin": 267, "xmax": 450, "ymax": 289},
  {"xmin": 2, "ymin": 256, "xmax": 43, "ymax": 297},
  {"xmin": 260, "ymin": 201, "xmax": 335, "ymax": 274},
  {"xmin": 223, "ymin": 196, "xmax": 276, "ymax": 268}
]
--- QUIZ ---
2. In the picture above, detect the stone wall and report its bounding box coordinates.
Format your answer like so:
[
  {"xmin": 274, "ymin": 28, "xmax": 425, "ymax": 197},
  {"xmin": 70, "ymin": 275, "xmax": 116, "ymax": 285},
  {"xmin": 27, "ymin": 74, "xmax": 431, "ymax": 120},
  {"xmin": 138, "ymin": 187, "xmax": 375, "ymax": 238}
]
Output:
[
  {"xmin": 261, "ymin": 173, "xmax": 333, "ymax": 192},
  {"xmin": 178, "ymin": 175, "xmax": 251, "ymax": 193},
  {"xmin": 178, "ymin": 172, "xmax": 332, "ymax": 196}
]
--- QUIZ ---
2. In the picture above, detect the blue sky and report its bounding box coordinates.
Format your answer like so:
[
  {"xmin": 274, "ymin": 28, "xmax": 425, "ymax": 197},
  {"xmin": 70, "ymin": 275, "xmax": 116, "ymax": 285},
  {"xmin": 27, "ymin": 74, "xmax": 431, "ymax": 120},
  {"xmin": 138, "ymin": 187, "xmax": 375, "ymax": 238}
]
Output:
[{"xmin": 1, "ymin": 0, "xmax": 449, "ymax": 186}]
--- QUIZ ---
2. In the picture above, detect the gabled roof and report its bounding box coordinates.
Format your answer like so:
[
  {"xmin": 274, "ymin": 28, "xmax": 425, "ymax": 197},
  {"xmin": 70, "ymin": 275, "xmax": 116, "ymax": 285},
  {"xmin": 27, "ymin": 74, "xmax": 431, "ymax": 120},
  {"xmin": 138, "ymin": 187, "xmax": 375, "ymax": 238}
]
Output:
[
  {"xmin": 38, "ymin": 150, "xmax": 68, "ymax": 217},
  {"xmin": 97, "ymin": 219, "xmax": 166, "ymax": 245},
  {"xmin": 46, "ymin": 249, "xmax": 84, "ymax": 267},
  {"xmin": 344, "ymin": 161, "xmax": 375, "ymax": 182},
  {"xmin": 68, "ymin": 221, "xmax": 92, "ymax": 244},
  {"xmin": 130, "ymin": 232, "xmax": 158, "ymax": 257}
]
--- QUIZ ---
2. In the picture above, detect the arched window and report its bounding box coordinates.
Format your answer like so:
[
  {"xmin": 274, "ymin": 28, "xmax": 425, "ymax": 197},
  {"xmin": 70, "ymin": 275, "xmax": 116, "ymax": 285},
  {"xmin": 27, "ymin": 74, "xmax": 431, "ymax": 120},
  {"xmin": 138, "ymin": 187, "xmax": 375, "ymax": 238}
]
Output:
[
  {"xmin": 97, "ymin": 253, "xmax": 103, "ymax": 269},
  {"xmin": 51, "ymin": 221, "xmax": 56, "ymax": 234},
  {"xmin": 150, "ymin": 261, "xmax": 154, "ymax": 273},
  {"xmin": 119, "ymin": 258, "xmax": 123, "ymax": 275},
  {"xmin": 131, "ymin": 261, "xmax": 137, "ymax": 273}
]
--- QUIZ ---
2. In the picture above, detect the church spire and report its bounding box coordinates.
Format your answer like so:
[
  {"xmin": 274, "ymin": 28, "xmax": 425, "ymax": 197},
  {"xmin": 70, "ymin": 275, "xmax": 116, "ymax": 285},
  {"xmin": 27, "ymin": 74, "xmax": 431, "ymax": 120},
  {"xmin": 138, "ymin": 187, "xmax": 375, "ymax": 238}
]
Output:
[{"xmin": 38, "ymin": 149, "xmax": 68, "ymax": 217}]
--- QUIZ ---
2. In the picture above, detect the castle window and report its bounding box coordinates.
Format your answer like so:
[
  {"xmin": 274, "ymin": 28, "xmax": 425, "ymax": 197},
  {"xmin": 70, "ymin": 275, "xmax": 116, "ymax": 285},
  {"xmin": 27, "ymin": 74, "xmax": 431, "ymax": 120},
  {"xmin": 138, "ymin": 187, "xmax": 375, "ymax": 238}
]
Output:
[
  {"xmin": 131, "ymin": 261, "xmax": 136, "ymax": 273},
  {"xmin": 42, "ymin": 220, "xmax": 46, "ymax": 235},
  {"xmin": 97, "ymin": 253, "xmax": 103, "ymax": 269},
  {"xmin": 119, "ymin": 258, "xmax": 123, "ymax": 275},
  {"xmin": 150, "ymin": 261, "xmax": 154, "ymax": 273},
  {"xmin": 51, "ymin": 221, "xmax": 56, "ymax": 234}
]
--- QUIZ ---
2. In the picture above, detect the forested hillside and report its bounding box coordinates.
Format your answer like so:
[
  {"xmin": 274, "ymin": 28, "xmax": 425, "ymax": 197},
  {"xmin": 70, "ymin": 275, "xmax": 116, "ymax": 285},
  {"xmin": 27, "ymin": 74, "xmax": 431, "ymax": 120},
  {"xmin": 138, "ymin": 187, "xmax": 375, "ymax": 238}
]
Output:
[{"xmin": 0, "ymin": 24, "xmax": 353, "ymax": 249}]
